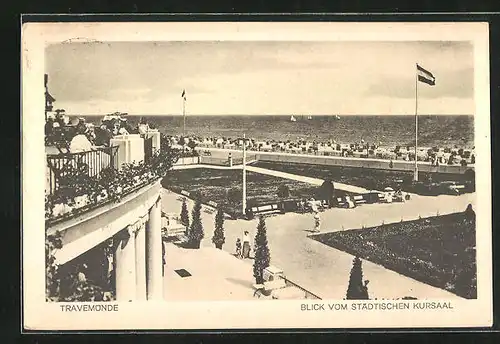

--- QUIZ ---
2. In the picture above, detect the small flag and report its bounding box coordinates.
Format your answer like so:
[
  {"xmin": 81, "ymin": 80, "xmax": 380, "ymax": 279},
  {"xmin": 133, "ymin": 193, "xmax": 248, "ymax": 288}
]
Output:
[
  {"xmin": 417, "ymin": 64, "xmax": 436, "ymax": 86},
  {"xmin": 181, "ymin": 89, "xmax": 186, "ymax": 100}
]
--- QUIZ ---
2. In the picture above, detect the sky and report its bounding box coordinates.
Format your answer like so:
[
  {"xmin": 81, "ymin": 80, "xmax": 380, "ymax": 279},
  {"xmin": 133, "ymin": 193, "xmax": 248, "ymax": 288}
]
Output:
[{"xmin": 45, "ymin": 40, "xmax": 474, "ymax": 116}]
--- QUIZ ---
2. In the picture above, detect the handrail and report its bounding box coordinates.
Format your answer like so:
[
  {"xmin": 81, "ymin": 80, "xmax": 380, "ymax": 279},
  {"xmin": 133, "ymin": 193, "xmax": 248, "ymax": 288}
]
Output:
[
  {"xmin": 46, "ymin": 145, "xmax": 120, "ymax": 196},
  {"xmin": 280, "ymin": 276, "xmax": 322, "ymax": 300}
]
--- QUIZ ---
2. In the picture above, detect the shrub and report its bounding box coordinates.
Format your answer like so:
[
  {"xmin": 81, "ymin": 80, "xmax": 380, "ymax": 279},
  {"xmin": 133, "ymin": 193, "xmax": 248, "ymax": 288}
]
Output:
[
  {"xmin": 346, "ymin": 257, "xmax": 369, "ymax": 300},
  {"xmin": 253, "ymin": 216, "xmax": 271, "ymax": 284},
  {"xmin": 317, "ymin": 180, "xmax": 335, "ymax": 206},
  {"xmin": 188, "ymin": 199, "xmax": 204, "ymax": 248},
  {"xmin": 277, "ymin": 184, "xmax": 290, "ymax": 198},
  {"xmin": 212, "ymin": 205, "xmax": 225, "ymax": 249},
  {"xmin": 227, "ymin": 187, "xmax": 242, "ymax": 204},
  {"xmin": 180, "ymin": 198, "xmax": 189, "ymax": 228}
]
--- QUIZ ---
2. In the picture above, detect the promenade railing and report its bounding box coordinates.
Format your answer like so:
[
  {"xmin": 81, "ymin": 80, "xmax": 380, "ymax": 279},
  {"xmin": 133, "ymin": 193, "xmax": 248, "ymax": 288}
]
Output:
[
  {"xmin": 193, "ymin": 142, "xmax": 472, "ymax": 166},
  {"xmin": 280, "ymin": 276, "xmax": 322, "ymax": 300}
]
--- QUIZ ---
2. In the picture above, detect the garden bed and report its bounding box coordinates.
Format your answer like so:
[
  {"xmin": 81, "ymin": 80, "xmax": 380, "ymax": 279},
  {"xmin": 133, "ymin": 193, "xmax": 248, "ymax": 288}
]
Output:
[
  {"xmin": 161, "ymin": 168, "xmax": 355, "ymax": 218},
  {"xmin": 253, "ymin": 161, "xmax": 475, "ymax": 195},
  {"xmin": 310, "ymin": 209, "xmax": 477, "ymax": 299}
]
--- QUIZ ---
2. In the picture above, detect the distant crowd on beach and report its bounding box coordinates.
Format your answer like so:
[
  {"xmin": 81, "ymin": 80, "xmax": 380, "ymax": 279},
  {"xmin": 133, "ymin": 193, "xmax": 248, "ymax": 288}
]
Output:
[
  {"xmin": 43, "ymin": 112, "xmax": 475, "ymax": 166},
  {"xmin": 164, "ymin": 134, "xmax": 476, "ymax": 167}
]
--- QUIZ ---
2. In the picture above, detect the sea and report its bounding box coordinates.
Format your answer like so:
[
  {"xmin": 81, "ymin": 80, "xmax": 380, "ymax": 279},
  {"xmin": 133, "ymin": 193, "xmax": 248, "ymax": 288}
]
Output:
[{"xmin": 82, "ymin": 115, "xmax": 474, "ymax": 148}]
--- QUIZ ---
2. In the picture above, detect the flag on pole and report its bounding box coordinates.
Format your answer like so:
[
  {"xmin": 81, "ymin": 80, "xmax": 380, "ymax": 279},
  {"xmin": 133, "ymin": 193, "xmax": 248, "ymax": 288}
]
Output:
[
  {"xmin": 417, "ymin": 64, "xmax": 436, "ymax": 86},
  {"xmin": 181, "ymin": 89, "xmax": 186, "ymax": 100}
]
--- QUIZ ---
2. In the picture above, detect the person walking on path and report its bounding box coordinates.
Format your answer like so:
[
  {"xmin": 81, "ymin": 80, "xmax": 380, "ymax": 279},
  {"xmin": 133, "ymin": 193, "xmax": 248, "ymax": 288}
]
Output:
[
  {"xmin": 242, "ymin": 231, "xmax": 251, "ymax": 259},
  {"xmin": 313, "ymin": 212, "xmax": 321, "ymax": 232},
  {"xmin": 235, "ymin": 238, "xmax": 242, "ymax": 258}
]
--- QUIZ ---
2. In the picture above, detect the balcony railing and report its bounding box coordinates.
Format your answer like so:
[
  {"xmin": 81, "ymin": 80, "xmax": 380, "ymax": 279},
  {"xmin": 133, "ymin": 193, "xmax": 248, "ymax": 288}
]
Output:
[
  {"xmin": 46, "ymin": 146, "xmax": 120, "ymax": 197},
  {"xmin": 45, "ymin": 147, "xmax": 175, "ymax": 227}
]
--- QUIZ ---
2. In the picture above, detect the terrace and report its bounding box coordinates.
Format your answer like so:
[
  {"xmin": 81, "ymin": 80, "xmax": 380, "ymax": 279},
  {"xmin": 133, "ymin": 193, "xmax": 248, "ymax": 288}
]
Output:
[{"xmin": 45, "ymin": 131, "xmax": 166, "ymax": 226}]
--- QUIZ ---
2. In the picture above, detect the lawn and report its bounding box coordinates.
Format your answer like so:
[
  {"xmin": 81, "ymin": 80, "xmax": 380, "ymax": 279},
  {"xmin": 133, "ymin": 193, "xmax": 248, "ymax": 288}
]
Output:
[
  {"xmin": 161, "ymin": 168, "xmax": 354, "ymax": 218},
  {"xmin": 310, "ymin": 209, "xmax": 477, "ymax": 299},
  {"xmin": 253, "ymin": 161, "xmax": 475, "ymax": 195}
]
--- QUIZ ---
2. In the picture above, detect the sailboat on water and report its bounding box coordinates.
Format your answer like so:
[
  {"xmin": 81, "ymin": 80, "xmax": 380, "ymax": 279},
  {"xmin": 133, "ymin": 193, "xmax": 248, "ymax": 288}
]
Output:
[
  {"xmin": 334, "ymin": 114, "xmax": 341, "ymax": 120},
  {"xmin": 307, "ymin": 115, "xmax": 313, "ymax": 120},
  {"xmin": 290, "ymin": 115, "xmax": 297, "ymax": 122}
]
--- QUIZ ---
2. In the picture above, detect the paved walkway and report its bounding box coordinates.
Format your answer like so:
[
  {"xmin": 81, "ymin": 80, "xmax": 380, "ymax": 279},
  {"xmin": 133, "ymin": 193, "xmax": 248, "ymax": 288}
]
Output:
[
  {"xmin": 163, "ymin": 243, "xmax": 257, "ymax": 301},
  {"xmin": 161, "ymin": 188, "xmax": 470, "ymax": 300},
  {"xmin": 195, "ymin": 146, "xmax": 475, "ymax": 169}
]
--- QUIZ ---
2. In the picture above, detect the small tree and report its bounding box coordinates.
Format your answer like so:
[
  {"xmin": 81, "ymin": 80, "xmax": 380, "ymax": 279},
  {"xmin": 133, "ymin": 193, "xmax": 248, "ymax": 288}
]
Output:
[
  {"xmin": 227, "ymin": 187, "xmax": 242, "ymax": 204},
  {"xmin": 180, "ymin": 198, "xmax": 189, "ymax": 228},
  {"xmin": 212, "ymin": 205, "xmax": 225, "ymax": 249},
  {"xmin": 277, "ymin": 184, "xmax": 290, "ymax": 198},
  {"xmin": 317, "ymin": 180, "xmax": 335, "ymax": 207},
  {"xmin": 346, "ymin": 257, "xmax": 369, "ymax": 300},
  {"xmin": 253, "ymin": 216, "xmax": 271, "ymax": 284},
  {"xmin": 188, "ymin": 199, "xmax": 204, "ymax": 248}
]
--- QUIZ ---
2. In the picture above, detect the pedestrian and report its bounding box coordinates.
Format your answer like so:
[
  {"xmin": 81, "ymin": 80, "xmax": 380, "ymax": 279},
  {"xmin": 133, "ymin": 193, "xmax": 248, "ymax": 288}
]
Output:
[
  {"xmin": 235, "ymin": 238, "xmax": 242, "ymax": 258},
  {"xmin": 242, "ymin": 231, "xmax": 251, "ymax": 259},
  {"xmin": 314, "ymin": 212, "xmax": 321, "ymax": 232}
]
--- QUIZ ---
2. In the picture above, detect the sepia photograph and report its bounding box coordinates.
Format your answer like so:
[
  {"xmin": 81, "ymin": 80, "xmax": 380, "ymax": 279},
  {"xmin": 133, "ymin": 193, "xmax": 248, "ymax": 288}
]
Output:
[{"xmin": 22, "ymin": 21, "xmax": 492, "ymax": 330}]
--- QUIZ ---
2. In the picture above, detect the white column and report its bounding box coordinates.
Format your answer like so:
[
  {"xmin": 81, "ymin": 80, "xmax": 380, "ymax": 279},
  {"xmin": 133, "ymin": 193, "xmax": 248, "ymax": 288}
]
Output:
[
  {"xmin": 114, "ymin": 226, "xmax": 137, "ymax": 302},
  {"xmin": 146, "ymin": 198, "xmax": 163, "ymax": 300},
  {"xmin": 135, "ymin": 217, "xmax": 147, "ymax": 300}
]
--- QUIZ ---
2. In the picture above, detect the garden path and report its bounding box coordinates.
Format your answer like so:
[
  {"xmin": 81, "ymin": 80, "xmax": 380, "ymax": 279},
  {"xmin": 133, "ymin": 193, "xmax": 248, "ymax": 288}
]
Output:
[{"xmin": 161, "ymin": 189, "xmax": 464, "ymax": 300}]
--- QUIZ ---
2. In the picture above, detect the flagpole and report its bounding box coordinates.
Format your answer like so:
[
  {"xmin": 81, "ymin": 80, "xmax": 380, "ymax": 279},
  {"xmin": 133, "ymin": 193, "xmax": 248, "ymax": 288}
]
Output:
[
  {"xmin": 414, "ymin": 64, "xmax": 419, "ymax": 182},
  {"xmin": 242, "ymin": 132, "xmax": 247, "ymax": 216},
  {"xmin": 182, "ymin": 92, "xmax": 186, "ymax": 161},
  {"xmin": 183, "ymin": 96, "xmax": 186, "ymax": 137}
]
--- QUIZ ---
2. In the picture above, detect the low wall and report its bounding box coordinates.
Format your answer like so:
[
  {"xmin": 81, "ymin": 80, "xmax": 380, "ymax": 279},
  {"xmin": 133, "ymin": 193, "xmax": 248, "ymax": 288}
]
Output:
[{"xmin": 255, "ymin": 153, "xmax": 474, "ymax": 175}]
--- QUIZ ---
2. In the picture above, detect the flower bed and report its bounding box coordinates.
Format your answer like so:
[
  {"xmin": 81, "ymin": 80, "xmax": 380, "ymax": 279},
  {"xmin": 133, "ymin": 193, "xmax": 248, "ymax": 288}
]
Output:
[
  {"xmin": 253, "ymin": 161, "xmax": 475, "ymax": 195},
  {"xmin": 310, "ymin": 209, "xmax": 477, "ymax": 299},
  {"xmin": 161, "ymin": 168, "xmax": 355, "ymax": 218}
]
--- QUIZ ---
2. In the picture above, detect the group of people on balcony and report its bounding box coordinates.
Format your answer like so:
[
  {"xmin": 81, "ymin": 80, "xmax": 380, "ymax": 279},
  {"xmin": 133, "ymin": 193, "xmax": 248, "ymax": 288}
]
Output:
[{"xmin": 45, "ymin": 113, "xmax": 153, "ymax": 153}]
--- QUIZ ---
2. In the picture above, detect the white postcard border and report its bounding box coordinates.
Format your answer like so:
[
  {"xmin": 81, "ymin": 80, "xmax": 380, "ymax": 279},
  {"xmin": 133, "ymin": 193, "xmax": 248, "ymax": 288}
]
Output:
[{"xmin": 22, "ymin": 21, "xmax": 492, "ymax": 330}]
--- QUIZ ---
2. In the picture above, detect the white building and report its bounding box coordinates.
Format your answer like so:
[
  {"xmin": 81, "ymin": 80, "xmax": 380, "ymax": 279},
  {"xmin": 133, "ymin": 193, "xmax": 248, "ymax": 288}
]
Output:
[{"xmin": 46, "ymin": 132, "xmax": 165, "ymax": 302}]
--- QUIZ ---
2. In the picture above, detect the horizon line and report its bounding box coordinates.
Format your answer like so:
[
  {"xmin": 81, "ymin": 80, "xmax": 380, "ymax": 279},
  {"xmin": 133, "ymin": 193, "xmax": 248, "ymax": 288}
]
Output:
[{"xmin": 67, "ymin": 113, "xmax": 475, "ymax": 117}]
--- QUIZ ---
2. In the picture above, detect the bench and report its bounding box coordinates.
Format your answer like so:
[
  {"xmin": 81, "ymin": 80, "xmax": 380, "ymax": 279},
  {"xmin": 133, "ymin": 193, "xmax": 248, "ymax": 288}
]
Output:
[
  {"xmin": 203, "ymin": 200, "xmax": 218, "ymax": 214},
  {"xmin": 247, "ymin": 203, "xmax": 282, "ymax": 219},
  {"xmin": 204, "ymin": 207, "xmax": 216, "ymax": 214},
  {"xmin": 352, "ymin": 195, "xmax": 367, "ymax": 205},
  {"xmin": 263, "ymin": 279, "xmax": 287, "ymax": 292}
]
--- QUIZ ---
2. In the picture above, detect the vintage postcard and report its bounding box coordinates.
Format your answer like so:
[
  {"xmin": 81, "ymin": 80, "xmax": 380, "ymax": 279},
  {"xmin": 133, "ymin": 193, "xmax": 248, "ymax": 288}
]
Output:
[{"xmin": 22, "ymin": 21, "xmax": 492, "ymax": 330}]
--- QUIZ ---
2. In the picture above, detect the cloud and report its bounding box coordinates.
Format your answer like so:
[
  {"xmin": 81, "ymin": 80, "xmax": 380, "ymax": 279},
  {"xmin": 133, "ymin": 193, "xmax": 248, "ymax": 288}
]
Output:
[
  {"xmin": 45, "ymin": 40, "xmax": 474, "ymax": 115},
  {"xmin": 365, "ymin": 67, "xmax": 474, "ymax": 99}
]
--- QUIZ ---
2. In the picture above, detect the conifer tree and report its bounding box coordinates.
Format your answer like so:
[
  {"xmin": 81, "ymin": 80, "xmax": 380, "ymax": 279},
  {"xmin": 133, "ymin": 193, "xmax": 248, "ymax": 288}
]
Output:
[
  {"xmin": 188, "ymin": 198, "xmax": 204, "ymax": 248},
  {"xmin": 212, "ymin": 205, "xmax": 225, "ymax": 249},
  {"xmin": 346, "ymin": 257, "xmax": 369, "ymax": 300},
  {"xmin": 180, "ymin": 198, "xmax": 189, "ymax": 228},
  {"xmin": 253, "ymin": 216, "xmax": 271, "ymax": 284}
]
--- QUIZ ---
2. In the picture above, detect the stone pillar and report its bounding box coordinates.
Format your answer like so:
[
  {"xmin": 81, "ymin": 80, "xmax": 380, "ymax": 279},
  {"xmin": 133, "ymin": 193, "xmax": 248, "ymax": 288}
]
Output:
[
  {"xmin": 114, "ymin": 226, "xmax": 137, "ymax": 302},
  {"xmin": 146, "ymin": 198, "xmax": 163, "ymax": 300},
  {"xmin": 135, "ymin": 216, "xmax": 147, "ymax": 300}
]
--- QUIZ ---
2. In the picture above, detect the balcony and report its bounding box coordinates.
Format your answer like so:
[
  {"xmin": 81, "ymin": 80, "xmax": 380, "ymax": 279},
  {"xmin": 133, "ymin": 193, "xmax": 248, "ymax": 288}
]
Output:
[
  {"xmin": 45, "ymin": 133, "xmax": 164, "ymax": 227},
  {"xmin": 45, "ymin": 131, "xmax": 174, "ymax": 302}
]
